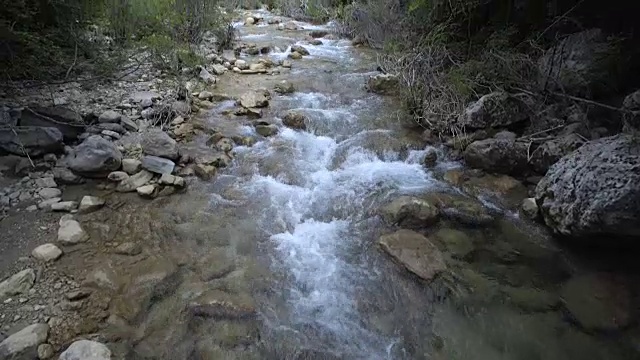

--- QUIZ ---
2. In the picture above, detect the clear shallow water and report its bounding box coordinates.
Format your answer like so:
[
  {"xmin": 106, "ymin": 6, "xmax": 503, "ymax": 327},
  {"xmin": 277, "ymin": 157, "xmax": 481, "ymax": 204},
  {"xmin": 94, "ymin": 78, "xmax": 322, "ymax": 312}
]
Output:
[{"xmin": 198, "ymin": 10, "xmax": 640, "ymax": 360}]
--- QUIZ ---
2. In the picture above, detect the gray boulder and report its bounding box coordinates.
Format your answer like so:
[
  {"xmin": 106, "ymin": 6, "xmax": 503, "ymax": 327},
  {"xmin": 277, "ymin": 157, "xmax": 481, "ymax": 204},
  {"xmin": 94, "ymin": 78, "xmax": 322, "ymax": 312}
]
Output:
[
  {"xmin": 458, "ymin": 92, "xmax": 529, "ymax": 130},
  {"xmin": 0, "ymin": 323, "xmax": 49, "ymax": 359},
  {"xmin": 530, "ymin": 134, "xmax": 585, "ymax": 173},
  {"xmin": 0, "ymin": 127, "xmax": 64, "ymax": 157},
  {"xmin": 239, "ymin": 90, "xmax": 270, "ymax": 109},
  {"xmin": 141, "ymin": 155, "xmax": 175, "ymax": 174},
  {"xmin": 66, "ymin": 135, "xmax": 122, "ymax": 177},
  {"xmin": 379, "ymin": 196, "xmax": 440, "ymax": 228},
  {"xmin": 98, "ymin": 110, "xmax": 121, "ymax": 123},
  {"xmin": 464, "ymin": 138, "xmax": 529, "ymax": 175},
  {"xmin": 378, "ymin": 230, "xmax": 445, "ymax": 282},
  {"xmin": 0, "ymin": 269, "xmax": 35, "ymax": 300},
  {"xmin": 141, "ymin": 130, "xmax": 179, "ymax": 160},
  {"xmin": 18, "ymin": 106, "xmax": 84, "ymax": 140},
  {"xmin": 535, "ymin": 135, "xmax": 640, "ymax": 240},
  {"xmin": 538, "ymin": 29, "xmax": 620, "ymax": 97}
]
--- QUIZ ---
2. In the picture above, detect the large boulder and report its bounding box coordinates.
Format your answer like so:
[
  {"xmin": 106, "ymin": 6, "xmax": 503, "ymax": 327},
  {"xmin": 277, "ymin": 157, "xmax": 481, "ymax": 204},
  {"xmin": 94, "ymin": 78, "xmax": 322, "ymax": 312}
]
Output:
[
  {"xmin": 379, "ymin": 196, "xmax": 440, "ymax": 228},
  {"xmin": 0, "ymin": 323, "xmax": 49, "ymax": 359},
  {"xmin": 18, "ymin": 106, "xmax": 84, "ymax": 140},
  {"xmin": 464, "ymin": 138, "xmax": 529, "ymax": 175},
  {"xmin": 458, "ymin": 92, "xmax": 529, "ymax": 130},
  {"xmin": 66, "ymin": 135, "xmax": 122, "ymax": 177},
  {"xmin": 0, "ymin": 127, "xmax": 64, "ymax": 156},
  {"xmin": 535, "ymin": 135, "xmax": 640, "ymax": 241},
  {"xmin": 367, "ymin": 74, "xmax": 398, "ymax": 95},
  {"xmin": 538, "ymin": 29, "xmax": 620, "ymax": 97},
  {"xmin": 378, "ymin": 229, "xmax": 446, "ymax": 282},
  {"xmin": 141, "ymin": 130, "xmax": 179, "ymax": 160},
  {"xmin": 529, "ymin": 133, "xmax": 585, "ymax": 173}
]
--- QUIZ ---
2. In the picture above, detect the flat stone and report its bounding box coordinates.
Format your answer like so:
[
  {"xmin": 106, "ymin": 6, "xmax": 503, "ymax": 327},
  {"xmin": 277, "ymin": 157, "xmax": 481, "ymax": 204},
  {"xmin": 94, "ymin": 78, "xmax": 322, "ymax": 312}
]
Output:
[
  {"xmin": 121, "ymin": 159, "xmax": 142, "ymax": 174},
  {"xmin": 141, "ymin": 155, "xmax": 175, "ymax": 175},
  {"xmin": 0, "ymin": 269, "xmax": 35, "ymax": 300},
  {"xmin": 50, "ymin": 201, "xmax": 78, "ymax": 212},
  {"xmin": 114, "ymin": 242, "xmax": 142, "ymax": 256},
  {"xmin": 37, "ymin": 197, "xmax": 61, "ymax": 210},
  {"xmin": 38, "ymin": 187, "xmax": 61, "ymax": 200},
  {"xmin": 107, "ymin": 171, "xmax": 129, "ymax": 182},
  {"xmin": 78, "ymin": 196, "xmax": 105, "ymax": 213},
  {"xmin": 32, "ymin": 243, "xmax": 63, "ymax": 262},
  {"xmin": 136, "ymin": 184, "xmax": 157, "ymax": 198},
  {"xmin": 121, "ymin": 117, "xmax": 139, "ymax": 132},
  {"xmin": 58, "ymin": 218, "xmax": 89, "ymax": 244},
  {"xmin": 0, "ymin": 323, "xmax": 49, "ymax": 359},
  {"xmin": 378, "ymin": 229, "xmax": 446, "ymax": 282},
  {"xmin": 35, "ymin": 177, "xmax": 57, "ymax": 188},
  {"xmin": 101, "ymin": 130, "xmax": 121, "ymax": 139},
  {"xmin": 194, "ymin": 164, "xmax": 216, "ymax": 180},
  {"xmin": 59, "ymin": 340, "xmax": 111, "ymax": 360},
  {"xmin": 116, "ymin": 170, "xmax": 153, "ymax": 192}
]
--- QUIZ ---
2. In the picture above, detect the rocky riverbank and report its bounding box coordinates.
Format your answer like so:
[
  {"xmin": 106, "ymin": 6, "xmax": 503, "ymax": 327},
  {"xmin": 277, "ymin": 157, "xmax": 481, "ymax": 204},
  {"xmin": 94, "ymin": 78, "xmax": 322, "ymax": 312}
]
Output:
[{"xmin": 1, "ymin": 7, "xmax": 639, "ymax": 360}]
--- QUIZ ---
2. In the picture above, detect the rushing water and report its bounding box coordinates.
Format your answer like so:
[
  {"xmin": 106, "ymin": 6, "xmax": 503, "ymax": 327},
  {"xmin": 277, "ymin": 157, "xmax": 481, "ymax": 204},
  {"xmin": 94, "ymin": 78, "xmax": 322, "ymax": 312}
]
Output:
[{"xmin": 185, "ymin": 9, "xmax": 640, "ymax": 360}]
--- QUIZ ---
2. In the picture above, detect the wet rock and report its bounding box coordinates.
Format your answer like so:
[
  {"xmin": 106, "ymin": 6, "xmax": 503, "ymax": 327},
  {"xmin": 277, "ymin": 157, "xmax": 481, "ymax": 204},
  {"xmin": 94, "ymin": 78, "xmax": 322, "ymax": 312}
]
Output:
[
  {"xmin": 309, "ymin": 39, "xmax": 323, "ymax": 45},
  {"xmin": 529, "ymin": 134, "xmax": 585, "ymax": 174},
  {"xmin": 282, "ymin": 21, "xmax": 299, "ymax": 30},
  {"xmin": 59, "ymin": 340, "xmax": 111, "ymax": 360},
  {"xmin": 215, "ymin": 138, "xmax": 233, "ymax": 152},
  {"xmin": 239, "ymin": 90, "xmax": 269, "ymax": 108},
  {"xmin": 245, "ymin": 16, "xmax": 255, "ymax": 25},
  {"xmin": 535, "ymin": 135, "xmax": 640, "ymax": 240},
  {"xmin": 141, "ymin": 155, "xmax": 175, "ymax": 175},
  {"xmin": 159, "ymin": 174, "xmax": 185, "ymax": 188},
  {"xmin": 37, "ymin": 343, "xmax": 54, "ymax": 359},
  {"xmin": 561, "ymin": 273, "xmax": 631, "ymax": 331},
  {"xmin": 378, "ymin": 229, "xmax": 446, "ymax": 282},
  {"xmin": 254, "ymin": 123, "xmax": 278, "ymax": 137},
  {"xmin": 274, "ymin": 80, "xmax": 295, "ymax": 94},
  {"xmin": 98, "ymin": 110, "xmax": 121, "ymax": 123},
  {"xmin": 367, "ymin": 73, "xmax": 399, "ymax": 95},
  {"xmin": 282, "ymin": 111, "xmax": 307, "ymax": 130},
  {"xmin": 122, "ymin": 158, "xmax": 142, "ymax": 174},
  {"xmin": 424, "ymin": 192, "xmax": 495, "ymax": 226},
  {"xmin": 464, "ymin": 138, "xmax": 529, "ymax": 175},
  {"xmin": 503, "ymin": 286, "xmax": 558, "ymax": 312},
  {"xmin": 433, "ymin": 228, "xmax": 474, "ymax": 259},
  {"xmin": 78, "ymin": 196, "xmax": 105, "ymax": 213},
  {"xmin": 291, "ymin": 44, "xmax": 309, "ymax": 55},
  {"xmin": 0, "ymin": 323, "xmax": 49, "ymax": 359},
  {"xmin": 539, "ymin": 29, "xmax": 620, "ymax": 96},
  {"xmin": 66, "ymin": 135, "xmax": 122, "ymax": 177},
  {"xmin": 379, "ymin": 196, "xmax": 440, "ymax": 228},
  {"xmin": 0, "ymin": 127, "xmax": 64, "ymax": 156},
  {"xmin": 309, "ymin": 30, "xmax": 328, "ymax": 38},
  {"xmin": 141, "ymin": 130, "xmax": 179, "ymax": 160},
  {"xmin": 423, "ymin": 148, "xmax": 438, "ymax": 167},
  {"xmin": 51, "ymin": 201, "xmax": 78, "ymax": 212},
  {"xmin": 197, "ymin": 251, "xmax": 235, "ymax": 281},
  {"xmin": 281, "ymin": 59, "xmax": 292, "ymax": 68},
  {"xmin": 114, "ymin": 242, "xmax": 142, "ymax": 256},
  {"xmin": 288, "ymin": 51, "xmax": 302, "ymax": 60},
  {"xmin": 53, "ymin": 166, "xmax": 84, "ymax": 185},
  {"xmin": 107, "ymin": 171, "xmax": 128, "ymax": 182},
  {"xmin": 0, "ymin": 269, "xmax": 35, "ymax": 299},
  {"xmin": 189, "ymin": 290, "xmax": 257, "ymax": 319},
  {"xmin": 58, "ymin": 217, "xmax": 89, "ymax": 244},
  {"xmin": 32, "ymin": 244, "xmax": 63, "ymax": 262},
  {"xmin": 458, "ymin": 92, "xmax": 529, "ymax": 130},
  {"xmin": 136, "ymin": 184, "xmax": 158, "ymax": 198},
  {"xmin": 521, "ymin": 198, "xmax": 539, "ymax": 219},
  {"xmin": 38, "ymin": 187, "xmax": 61, "ymax": 200},
  {"xmin": 194, "ymin": 164, "xmax": 216, "ymax": 180}
]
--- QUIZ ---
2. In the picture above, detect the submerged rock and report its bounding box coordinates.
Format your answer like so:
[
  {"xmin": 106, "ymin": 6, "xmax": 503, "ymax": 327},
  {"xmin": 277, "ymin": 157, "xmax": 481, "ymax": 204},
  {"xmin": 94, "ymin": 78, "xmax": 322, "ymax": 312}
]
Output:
[
  {"xmin": 433, "ymin": 228, "xmax": 474, "ymax": 259},
  {"xmin": 379, "ymin": 196, "xmax": 440, "ymax": 228},
  {"xmin": 561, "ymin": 273, "xmax": 631, "ymax": 331},
  {"xmin": 378, "ymin": 229, "xmax": 446, "ymax": 282},
  {"xmin": 535, "ymin": 135, "xmax": 640, "ymax": 241}
]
